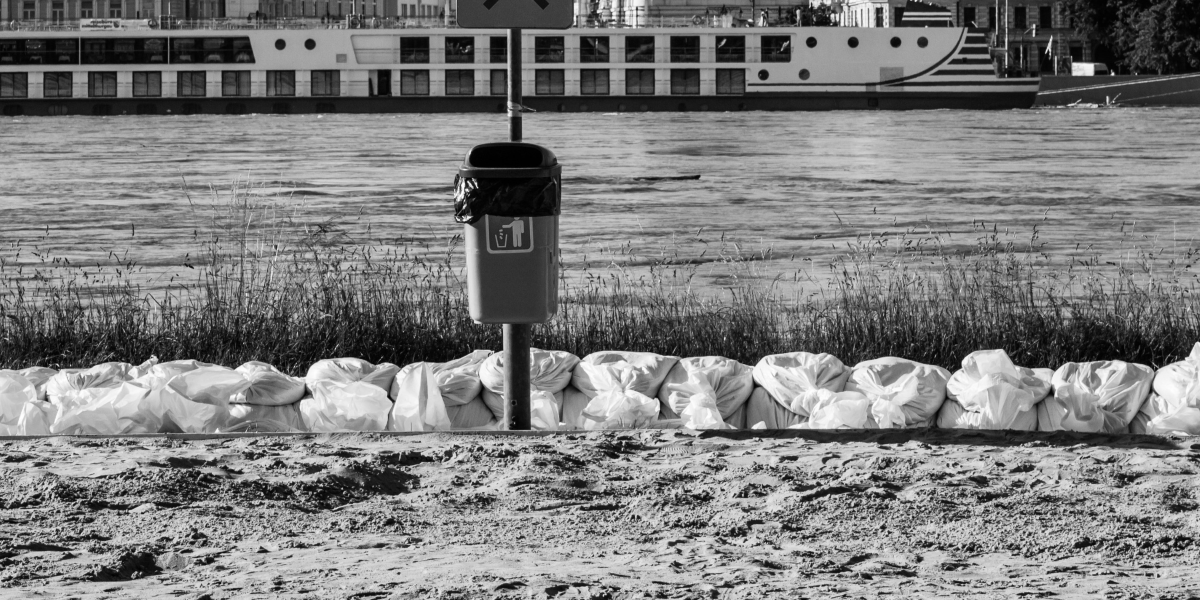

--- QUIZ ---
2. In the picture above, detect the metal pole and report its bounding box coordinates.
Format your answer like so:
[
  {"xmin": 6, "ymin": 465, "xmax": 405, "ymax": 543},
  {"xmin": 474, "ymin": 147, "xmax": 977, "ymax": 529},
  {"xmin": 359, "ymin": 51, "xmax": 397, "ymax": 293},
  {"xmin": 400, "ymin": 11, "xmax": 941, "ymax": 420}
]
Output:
[
  {"xmin": 503, "ymin": 27, "xmax": 531, "ymax": 431},
  {"xmin": 508, "ymin": 27, "xmax": 521, "ymax": 143}
]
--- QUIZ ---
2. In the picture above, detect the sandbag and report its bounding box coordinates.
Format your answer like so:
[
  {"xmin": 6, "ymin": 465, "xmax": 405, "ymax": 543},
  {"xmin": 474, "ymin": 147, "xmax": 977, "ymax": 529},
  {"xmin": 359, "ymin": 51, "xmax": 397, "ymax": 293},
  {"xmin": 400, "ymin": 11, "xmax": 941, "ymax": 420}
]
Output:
[
  {"xmin": 222, "ymin": 403, "xmax": 305, "ymax": 433},
  {"xmin": 744, "ymin": 387, "xmax": 807, "ymax": 429},
  {"xmin": 446, "ymin": 396, "xmax": 499, "ymax": 430},
  {"xmin": 0, "ymin": 370, "xmax": 56, "ymax": 436},
  {"xmin": 560, "ymin": 387, "xmax": 591, "ymax": 430},
  {"xmin": 571, "ymin": 351, "xmax": 679, "ymax": 399},
  {"xmin": 1038, "ymin": 360, "xmax": 1153, "ymax": 433},
  {"xmin": 939, "ymin": 350, "xmax": 1051, "ymax": 430},
  {"xmin": 1130, "ymin": 343, "xmax": 1200, "ymax": 435},
  {"xmin": 394, "ymin": 350, "xmax": 493, "ymax": 408},
  {"xmin": 127, "ymin": 362, "xmax": 227, "ymax": 433},
  {"xmin": 45, "ymin": 358, "xmax": 158, "ymax": 409},
  {"xmin": 798, "ymin": 390, "xmax": 874, "ymax": 429},
  {"xmin": 299, "ymin": 380, "xmax": 391, "ymax": 432},
  {"xmin": 388, "ymin": 363, "xmax": 452, "ymax": 432},
  {"xmin": 751, "ymin": 352, "xmax": 851, "ymax": 424},
  {"xmin": 845, "ymin": 357, "xmax": 950, "ymax": 428},
  {"xmin": 479, "ymin": 348, "xmax": 580, "ymax": 422},
  {"xmin": 232, "ymin": 361, "xmax": 306, "ymax": 406},
  {"xmin": 50, "ymin": 381, "xmax": 170, "ymax": 435},
  {"xmin": 17, "ymin": 367, "xmax": 57, "ymax": 402},
  {"xmin": 657, "ymin": 356, "xmax": 754, "ymax": 422},
  {"xmin": 306, "ymin": 357, "xmax": 400, "ymax": 393}
]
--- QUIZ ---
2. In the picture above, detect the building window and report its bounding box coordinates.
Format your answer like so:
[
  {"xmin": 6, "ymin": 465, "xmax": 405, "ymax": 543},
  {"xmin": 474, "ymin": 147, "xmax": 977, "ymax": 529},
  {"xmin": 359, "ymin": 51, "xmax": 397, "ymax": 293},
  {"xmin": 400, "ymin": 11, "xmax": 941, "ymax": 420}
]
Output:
[
  {"xmin": 81, "ymin": 0, "xmax": 94, "ymax": 17},
  {"xmin": 625, "ymin": 69, "xmax": 654, "ymax": 95},
  {"xmin": 222, "ymin": 71, "xmax": 250, "ymax": 96},
  {"xmin": 108, "ymin": 0, "xmax": 121, "ymax": 18},
  {"xmin": 626, "ymin": 36, "xmax": 654, "ymax": 63},
  {"xmin": 875, "ymin": 6, "xmax": 884, "ymax": 27},
  {"xmin": 88, "ymin": 71, "xmax": 117, "ymax": 97},
  {"xmin": 22, "ymin": 1, "xmax": 35, "ymax": 19},
  {"xmin": 669, "ymin": 36, "xmax": 699, "ymax": 62},
  {"xmin": 963, "ymin": 6, "xmax": 976, "ymax": 27},
  {"xmin": 761, "ymin": 36, "xmax": 792, "ymax": 62},
  {"xmin": 400, "ymin": 37, "xmax": 429, "ymax": 63},
  {"xmin": 132, "ymin": 72, "xmax": 161, "ymax": 97},
  {"xmin": 489, "ymin": 36, "xmax": 506, "ymax": 63},
  {"xmin": 490, "ymin": 69, "xmax": 505, "ymax": 95},
  {"xmin": 267, "ymin": 71, "xmax": 295, "ymax": 96},
  {"xmin": 1014, "ymin": 6, "xmax": 1026, "ymax": 29},
  {"xmin": 400, "ymin": 70, "xmax": 429, "ymax": 95},
  {"xmin": 534, "ymin": 69, "xmax": 563, "ymax": 95},
  {"xmin": 311, "ymin": 70, "xmax": 340, "ymax": 96},
  {"xmin": 670, "ymin": 69, "xmax": 699, "ymax": 95},
  {"xmin": 445, "ymin": 37, "xmax": 474, "ymax": 64},
  {"xmin": 43, "ymin": 72, "xmax": 72, "ymax": 97},
  {"xmin": 178, "ymin": 71, "xmax": 206, "ymax": 96},
  {"xmin": 716, "ymin": 69, "xmax": 744, "ymax": 95},
  {"xmin": 581, "ymin": 36, "xmax": 609, "ymax": 63},
  {"xmin": 1039, "ymin": 5, "xmax": 1052, "ymax": 28},
  {"xmin": 0, "ymin": 73, "xmax": 28, "ymax": 98},
  {"xmin": 988, "ymin": 6, "xmax": 997, "ymax": 28},
  {"xmin": 895, "ymin": 7, "xmax": 905, "ymax": 25},
  {"xmin": 534, "ymin": 37, "xmax": 564, "ymax": 63},
  {"xmin": 445, "ymin": 70, "xmax": 474, "ymax": 95},
  {"xmin": 51, "ymin": 1, "xmax": 64, "ymax": 22},
  {"xmin": 715, "ymin": 36, "xmax": 744, "ymax": 62},
  {"xmin": 580, "ymin": 69, "xmax": 609, "ymax": 95}
]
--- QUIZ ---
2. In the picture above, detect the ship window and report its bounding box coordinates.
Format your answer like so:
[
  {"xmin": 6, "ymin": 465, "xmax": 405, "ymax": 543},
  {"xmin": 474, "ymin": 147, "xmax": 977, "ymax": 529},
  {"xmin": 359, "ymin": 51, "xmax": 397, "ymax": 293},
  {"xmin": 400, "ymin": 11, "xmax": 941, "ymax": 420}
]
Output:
[
  {"xmin": 445, "ymin": 37, "xmax": 474, "ymax": 64},
  {"xmin": 799, "ymin": 68, "xmax": 810, "ymax": 80},
  {"xmin": 204, "ymin": 38, "xmax": 228, "ymax": 63},
  {"xmin": 311, "ymin": 70, "xmax": 340, "ymax": 96},
  {"xmin": 625, "ymin": 69, "xmax": 654, "ymax": 95},
  {"xmin": 716, "ymin": 69, "xmax": 744, "ymax": 94},
  {"xmin": 88, "ymin": 71, "xmax": 117, "ymax": 97},
  {"xmin": 177, "ymin": 71, "xmax": 206, "ymax": 97},
  {"xmin": 171, "ymin": 38, "xmax": 254, "ymax": 65},
  {"xmin": 847, "ymin": 37, "xmax": 859, "ymax": 48},
  {"xmin": 806, "ymin": 37, "xmax": 817, "ymax": 48},
  {"xmin": 489, "ymin": 69, "xmax": 505, "ymax": 95},
  {"xmin": 400, "ymin": 70, "xmax": 429, "ymax": 95},
  {"xmin": 534, "ymin": 37, "xmax": 564, "ymax": 63},
  {"xmin": 917, "ymin": 37, "xmax": 928, "ymax": 48},
  {"xmin": 305, "ymin": 39, "xmax": 316, "ymax": 50},
  {"xmin": 267, "ymin": 71, "xmax": 295, "ymax": 96},
  {"xmin": 9, "ymin": 39, "xmax": 79, "ymax": 65},
  {"xmin": 669, "ymin": 36, "xmax": 699, "ymax": 63},
  {"xmin": 580, "ymin": 37, "xmax": 609, "ymax": 63},
  {"xmin": 82, "ymin": 38, "xmax": 167, "ymax": 64},
  {"xmin": 445, "ymin": 70, "xmax": 474, "ymax": 95},
  {"xmin": 132, "ymin": 72, "xmax": 161, "ymax": 97},
  {"xmin": 580, "ymin": 69, "xmax": 609, "ymax": 95},
  {"xmin": 0, "ymin": 73, "xmax": 28, "ymax": 98},
  {"xmin": 670, "ymin": 69, "xmax": 699, "ymax": 94},
  {"xmin": 43, "ymin": 72, "xmax": 72, "ymax": 98},
  {"xmin": 0, "ymin": 41, "xmax": 18, "ymax": 64},
  {"xmin": 222, "ymin": 71, "xmax": 251, "ymax": 96},
  {"xmin": 761, "ymin": 36, "xmax": 791, "ymax": 62},
  {"xmin": 534, "ymin": 69, "xmax": 564, "ymax": 95},
  {"xmin": 489, "ymin": 36, "xmax": 506, "ymax": 63},
  {"xmin": 625, "ymin": 36, "xmax": 654, "ymax": 63},
  {"xmin": 891, "ymin": 37, "xmax": 901, "ymax": 48},
  {"xmin": 715, "ymin": 36, "xmax": 745, "ymax": 62},
  {"xmin": 275, "ymin": 39, "xmax": 286, "ymax": 51},
  {"xmin": 400, "ymin": 37, "xmax": 429, "ymax": 63}
]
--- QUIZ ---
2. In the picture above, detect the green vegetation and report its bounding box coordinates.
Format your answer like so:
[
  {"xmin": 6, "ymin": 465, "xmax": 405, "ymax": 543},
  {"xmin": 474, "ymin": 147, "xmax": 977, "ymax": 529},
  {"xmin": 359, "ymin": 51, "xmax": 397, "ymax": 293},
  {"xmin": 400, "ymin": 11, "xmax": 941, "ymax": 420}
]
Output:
[
  {"xmin": 3, "ymin": 185, "xmax": 1200, "ymax": 374},
  {"xmin": 1064, "ymin": 0, "xmax": 1200, "ymax": 74}
]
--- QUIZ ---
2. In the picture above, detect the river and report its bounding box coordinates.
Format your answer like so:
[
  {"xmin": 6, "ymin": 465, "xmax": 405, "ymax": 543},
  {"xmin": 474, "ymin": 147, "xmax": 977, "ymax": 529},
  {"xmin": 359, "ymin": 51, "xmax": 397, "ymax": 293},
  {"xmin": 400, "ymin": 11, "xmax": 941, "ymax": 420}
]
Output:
[{"xmin": 2, "ymin": 107, "xmax": 1199, "ymax": 295}]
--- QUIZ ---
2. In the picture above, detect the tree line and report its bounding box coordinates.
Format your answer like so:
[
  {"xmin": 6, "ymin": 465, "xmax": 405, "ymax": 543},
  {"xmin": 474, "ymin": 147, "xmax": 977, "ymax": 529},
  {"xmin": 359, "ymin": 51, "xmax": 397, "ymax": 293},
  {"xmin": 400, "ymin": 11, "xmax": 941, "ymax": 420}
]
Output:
[{"xmin": 1064, "ymin": 0, "xmax": 1200, "ymax": 74}]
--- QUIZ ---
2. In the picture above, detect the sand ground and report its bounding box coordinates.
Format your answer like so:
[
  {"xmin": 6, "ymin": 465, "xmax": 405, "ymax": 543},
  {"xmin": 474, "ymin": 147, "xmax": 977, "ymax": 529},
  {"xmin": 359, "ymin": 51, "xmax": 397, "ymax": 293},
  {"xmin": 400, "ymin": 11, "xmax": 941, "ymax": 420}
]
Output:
[{"xmin": 2, "ymin": 429, "xmax": 1199, "ymax": 599}]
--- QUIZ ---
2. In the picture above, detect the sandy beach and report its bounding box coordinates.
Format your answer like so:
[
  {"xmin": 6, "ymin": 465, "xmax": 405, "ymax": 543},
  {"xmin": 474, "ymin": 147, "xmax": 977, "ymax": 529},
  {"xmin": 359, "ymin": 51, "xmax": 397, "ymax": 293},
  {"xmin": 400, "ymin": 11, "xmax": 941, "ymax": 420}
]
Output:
[{"xmin": 2, "ymin": 428, "xmax": 1198, "ymax": 599}]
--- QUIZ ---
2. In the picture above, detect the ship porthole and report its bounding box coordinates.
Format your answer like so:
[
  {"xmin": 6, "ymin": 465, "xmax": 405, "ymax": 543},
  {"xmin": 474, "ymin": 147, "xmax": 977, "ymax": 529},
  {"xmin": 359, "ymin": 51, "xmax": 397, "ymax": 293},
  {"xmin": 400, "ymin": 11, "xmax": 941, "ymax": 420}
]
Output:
[
  {"xmin": 848, "ymin": 37, "xmax": 859, "ymax": 48},
  {"xmin": 640, "ymin": 104, "xmax": 648, "ymax": 112},
  {"xmin": 799, "ymin": 69, "xmax": 810, "ymax": 80},
  {"xmin": 677, "ymin": 103, "xmax": 686, "ymax": 112},
  {"xmin": 890, "ymin": 37, "xmax": 901, "ymax": 48},
  {"xmin": 699, "ymin": 104, "xmax": 708, "ymax": 111},
  {"xmin": 757, "ymin": 69, "xmax": 769, "ymax": 81},
  {"xmin": 617, "ymin": 103, "xmax": 626, "ymax": 112},
  {"xmin": 918, "ymin": 37, "xmax": 929, "ymax": 48},
  {"xmin": 579, "ymin": 104, "xmax": 588, "ymax": 112},
  {"xmin": 275, "ymin": 39, "xmax": 286, "ymax": 50},
  {"xmin": 305, "ymin": 39, "xmax": 316, "ymax": 50},
  {"xmin": 806, "ymin": 37, "xmax": 817, "ymax": 48}
]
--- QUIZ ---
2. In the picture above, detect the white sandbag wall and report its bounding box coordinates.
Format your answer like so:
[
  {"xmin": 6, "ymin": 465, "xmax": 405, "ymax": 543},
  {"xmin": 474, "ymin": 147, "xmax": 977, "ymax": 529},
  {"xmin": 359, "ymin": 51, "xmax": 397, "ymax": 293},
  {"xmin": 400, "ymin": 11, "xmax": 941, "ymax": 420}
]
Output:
[{"xmin": 2, "ymin": 344, "xmax": 1198, "ymax": 435}]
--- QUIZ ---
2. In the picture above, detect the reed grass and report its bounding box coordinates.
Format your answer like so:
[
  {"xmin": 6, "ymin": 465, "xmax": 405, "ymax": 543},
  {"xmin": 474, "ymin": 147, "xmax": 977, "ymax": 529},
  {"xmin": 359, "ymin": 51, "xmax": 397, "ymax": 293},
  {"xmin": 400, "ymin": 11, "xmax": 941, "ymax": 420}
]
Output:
[{"xmin": 2, "ymin": 183, "xmax": 1199, "ymax": 374}]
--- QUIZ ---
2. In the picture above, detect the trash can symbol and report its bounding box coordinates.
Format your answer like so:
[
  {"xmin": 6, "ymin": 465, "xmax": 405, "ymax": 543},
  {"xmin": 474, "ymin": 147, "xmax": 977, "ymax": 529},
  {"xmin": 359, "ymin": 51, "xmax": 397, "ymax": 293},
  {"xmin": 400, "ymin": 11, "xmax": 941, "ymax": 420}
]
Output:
[{"xmin": 454, "ymin": 142, "xmax": 561, "ymax": 324}]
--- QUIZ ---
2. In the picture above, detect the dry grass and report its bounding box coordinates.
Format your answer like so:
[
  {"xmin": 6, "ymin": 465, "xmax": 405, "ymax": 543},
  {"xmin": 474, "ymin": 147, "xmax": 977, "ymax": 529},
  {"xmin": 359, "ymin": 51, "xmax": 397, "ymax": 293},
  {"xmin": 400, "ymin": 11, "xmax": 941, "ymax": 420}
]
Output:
[{"xmin": 3, "ymin": 183, "xmax": 1200, "ymax": 374}]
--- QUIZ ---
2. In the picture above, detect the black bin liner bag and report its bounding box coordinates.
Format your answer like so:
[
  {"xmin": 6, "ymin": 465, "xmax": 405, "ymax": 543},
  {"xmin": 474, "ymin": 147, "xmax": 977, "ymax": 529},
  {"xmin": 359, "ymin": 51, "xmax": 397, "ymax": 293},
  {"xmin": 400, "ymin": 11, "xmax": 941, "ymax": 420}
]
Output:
[{"xmin": 453, "ymin": 175, "xmax": 559, "ymax": 224}]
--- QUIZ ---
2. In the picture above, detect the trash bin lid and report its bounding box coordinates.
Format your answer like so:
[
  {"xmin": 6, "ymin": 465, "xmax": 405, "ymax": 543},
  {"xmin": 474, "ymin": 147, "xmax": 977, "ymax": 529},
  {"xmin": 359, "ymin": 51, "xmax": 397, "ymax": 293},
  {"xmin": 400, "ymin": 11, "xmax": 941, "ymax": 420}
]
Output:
[{"xmin": 459, "ymin": 142, "xmax": 561, "ymax": 178}]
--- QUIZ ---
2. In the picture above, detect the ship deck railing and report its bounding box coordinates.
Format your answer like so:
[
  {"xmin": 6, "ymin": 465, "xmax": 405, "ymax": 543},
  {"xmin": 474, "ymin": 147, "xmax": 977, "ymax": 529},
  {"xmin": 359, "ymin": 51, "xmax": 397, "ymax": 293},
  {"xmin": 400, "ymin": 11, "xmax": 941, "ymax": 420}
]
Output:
[{"xmin": 2, "ymin": 15, "xmax": 854, "ymax": 33}]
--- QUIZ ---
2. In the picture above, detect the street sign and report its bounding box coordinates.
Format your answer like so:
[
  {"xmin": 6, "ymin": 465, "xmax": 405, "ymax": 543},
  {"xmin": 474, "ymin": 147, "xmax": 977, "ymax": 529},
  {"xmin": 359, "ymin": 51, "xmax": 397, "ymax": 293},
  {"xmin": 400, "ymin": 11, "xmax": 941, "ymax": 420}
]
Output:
[{"xmin": 456, "ymin": 0, "xmax": 574, "ymax": 29}]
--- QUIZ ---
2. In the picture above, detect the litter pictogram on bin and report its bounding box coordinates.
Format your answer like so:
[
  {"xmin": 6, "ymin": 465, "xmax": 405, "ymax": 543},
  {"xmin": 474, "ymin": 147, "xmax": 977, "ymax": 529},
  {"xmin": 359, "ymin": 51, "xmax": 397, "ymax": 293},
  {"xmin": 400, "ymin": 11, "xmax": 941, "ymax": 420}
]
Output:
[{"xmin": 486, "ymin": 215, "xmax": 533, "ymax": 254}]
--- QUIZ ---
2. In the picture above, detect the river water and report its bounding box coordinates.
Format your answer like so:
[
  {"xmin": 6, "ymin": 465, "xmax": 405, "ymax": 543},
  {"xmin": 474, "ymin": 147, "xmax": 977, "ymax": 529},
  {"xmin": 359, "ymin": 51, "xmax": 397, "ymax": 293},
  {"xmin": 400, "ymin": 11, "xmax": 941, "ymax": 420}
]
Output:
[{"xmin": 2, "ymin": 107, "xmax": 1199, "ymax": 295}]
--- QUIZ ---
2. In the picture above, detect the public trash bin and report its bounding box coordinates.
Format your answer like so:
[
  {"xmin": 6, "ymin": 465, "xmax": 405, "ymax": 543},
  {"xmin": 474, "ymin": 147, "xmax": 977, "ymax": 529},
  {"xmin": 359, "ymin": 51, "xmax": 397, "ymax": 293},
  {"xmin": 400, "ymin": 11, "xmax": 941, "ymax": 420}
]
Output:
[{"xmin": 454, "ymin": 142, "xmax": 561, "ymax": 324}]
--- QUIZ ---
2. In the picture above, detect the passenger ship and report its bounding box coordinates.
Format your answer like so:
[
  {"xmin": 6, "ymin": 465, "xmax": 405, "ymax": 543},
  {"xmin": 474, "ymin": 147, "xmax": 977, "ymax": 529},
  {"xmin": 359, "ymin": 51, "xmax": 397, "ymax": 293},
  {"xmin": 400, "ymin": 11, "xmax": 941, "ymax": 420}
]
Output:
[{"xmin": 0, "ymin": 13, "xmax": 1039, "ymax": 116}]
